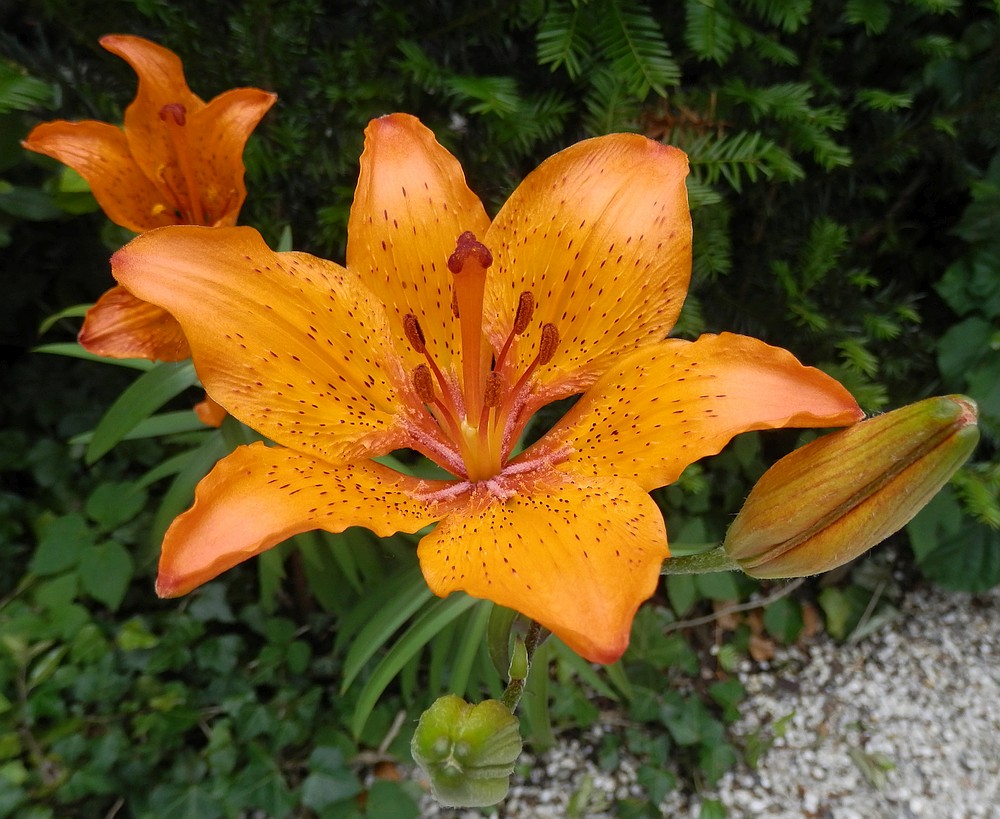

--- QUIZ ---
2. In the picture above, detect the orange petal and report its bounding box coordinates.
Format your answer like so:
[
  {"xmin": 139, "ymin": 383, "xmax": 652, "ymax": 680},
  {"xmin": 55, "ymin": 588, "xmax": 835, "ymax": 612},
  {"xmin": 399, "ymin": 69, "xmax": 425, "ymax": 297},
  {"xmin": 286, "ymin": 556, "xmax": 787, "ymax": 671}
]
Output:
[
  {"xmin": 546, "ymin": 333, "xmax": 864, "ymax": 491},
  {"xmin": 417, "ymin": 474, "xmax": 668, "ymax": 663},
  {"xmin": 186, "ymin": 88, "xmax": 277, "ymax": 227},
  {"xmin": 22, "ymin": 121, "xmax": 175, "ymax": 233},
  {"xmin": 484, "ymin": 134, "xmax": 691, "ymax": 404},
  {"xmin": 193, "ymin": 393, "xmax": 227, "ymax": 427},
  {"xmin": 157, "ymin": 442, "xmax": 445, "ymax": 597},
  {"xmin": 100, "ymin": 35, "xmax": 206, "ymax": 187},
  {"xmin": 347, "ymin": 113, "xmax": 491, "ymax": 373},
  {"xmin": 79, "ymin": 285, "xmax": 190, "ymax": 361},
  {"xmin": 112, "ymin": 225, "xmax": 413, "ymax": 463}
]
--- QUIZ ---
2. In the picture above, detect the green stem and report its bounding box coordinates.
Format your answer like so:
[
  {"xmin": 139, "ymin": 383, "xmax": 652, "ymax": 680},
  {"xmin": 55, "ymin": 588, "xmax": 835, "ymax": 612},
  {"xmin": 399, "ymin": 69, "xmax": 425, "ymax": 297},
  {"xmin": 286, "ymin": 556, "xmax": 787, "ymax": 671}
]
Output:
[{"xmin": 660, "ymin": 545, "xmax": 740, "ymax": 575}]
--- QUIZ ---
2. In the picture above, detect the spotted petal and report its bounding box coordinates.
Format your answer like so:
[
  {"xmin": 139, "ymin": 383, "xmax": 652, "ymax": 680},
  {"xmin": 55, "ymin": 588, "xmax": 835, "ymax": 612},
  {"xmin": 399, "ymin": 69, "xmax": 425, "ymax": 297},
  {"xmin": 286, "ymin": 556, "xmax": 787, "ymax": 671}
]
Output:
[
  {"xmin": 79, "ymin": 285, "xmax": 190, "ymax": 361},
  {"xmin": 184, "ymin": 88, "xmax": 277, "ymax": 226},
  {"xmin": 417, "ymin": 472, "xmax": 668, "ymax": 664},
  {"xmin": 347, "ymin": 113, "xmax": 491, "ymax": 371},
  {"xmin": 485, "ymin": 134, "xmax": 691, "ymax": 404},
  {"xmin": 544, "ymin": 333, "xmax": 864, "ymax": 491},
  {"xmin": 113, "ymin": 225, "xmax": 413, "ymax": 463},
  {"xmin": 157, "ymin": 442, "xmax": 445, "ymax": 597},
  {"xmin": 22, "ymin": 120, "xmax": 175, "ymax": 233},
  {"xmin": 102, "ymin": 35, "xmax": 206, "ymax": 189}
]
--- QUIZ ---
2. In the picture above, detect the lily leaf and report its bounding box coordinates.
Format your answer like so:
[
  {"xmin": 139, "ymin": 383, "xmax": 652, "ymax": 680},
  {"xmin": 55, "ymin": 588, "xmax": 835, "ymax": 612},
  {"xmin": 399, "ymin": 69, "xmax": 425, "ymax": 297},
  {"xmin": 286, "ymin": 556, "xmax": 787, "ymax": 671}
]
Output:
[
  {"xmin": 85, "ymin": 361, "xmax": 198, "ymax": 463},
  {"xmin": 349, "ymin": 593, "xmax": 478, "ymax": 738},
  {"xmin": 33, "ymin": 342, "xmax": 152, "ymax": 371}
]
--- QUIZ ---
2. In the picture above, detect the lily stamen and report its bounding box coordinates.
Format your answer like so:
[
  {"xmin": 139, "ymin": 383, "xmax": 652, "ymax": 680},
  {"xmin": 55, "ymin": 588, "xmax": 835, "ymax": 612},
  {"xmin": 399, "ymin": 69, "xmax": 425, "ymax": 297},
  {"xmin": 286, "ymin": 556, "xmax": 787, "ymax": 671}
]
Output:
[
  {"xmin": 493, "ymin": 291, "xmax": 534, "ymax": 376},
  {"xmin": 158, "ymin": 103, "xmax": 206, "ymax": 225}
]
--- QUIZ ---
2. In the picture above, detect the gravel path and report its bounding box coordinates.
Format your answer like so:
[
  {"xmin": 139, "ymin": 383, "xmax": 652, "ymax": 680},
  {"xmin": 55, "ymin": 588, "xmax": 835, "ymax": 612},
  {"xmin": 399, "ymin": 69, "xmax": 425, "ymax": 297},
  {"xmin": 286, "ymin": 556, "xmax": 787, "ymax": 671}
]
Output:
[{"xmin": 421, "ymin": 584, "xmax": 1000, "ymax": 817}]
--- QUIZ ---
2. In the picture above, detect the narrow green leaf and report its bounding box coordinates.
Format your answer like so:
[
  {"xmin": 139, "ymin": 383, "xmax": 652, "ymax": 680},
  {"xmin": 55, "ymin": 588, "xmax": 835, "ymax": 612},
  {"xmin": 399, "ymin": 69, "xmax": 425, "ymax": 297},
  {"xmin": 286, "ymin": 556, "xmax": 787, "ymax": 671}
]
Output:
[
  {"xmin": 32, "ymin": 342, "xmax": 153, "ymax": 370},
  {"xmin": 349, "ymin": 594, "xmax": 478, "ymax": 738},
  {"xmin": 71, "ymin": 411, "xmax": 207, "ymax": 446},
  {"xmin": 449, "ymin": 600, "xmax": 493, "ymax": 698},
  {"xmin": 86, "ymin": 361, "xmax": 198, "ymax": 463},
  {"xmin": 37, "ymin": 303, "xmax": 92, "ymax": 336},
  {"xmin": 340, "ymin": 567, "xmax": 434, "ymax": 691}
]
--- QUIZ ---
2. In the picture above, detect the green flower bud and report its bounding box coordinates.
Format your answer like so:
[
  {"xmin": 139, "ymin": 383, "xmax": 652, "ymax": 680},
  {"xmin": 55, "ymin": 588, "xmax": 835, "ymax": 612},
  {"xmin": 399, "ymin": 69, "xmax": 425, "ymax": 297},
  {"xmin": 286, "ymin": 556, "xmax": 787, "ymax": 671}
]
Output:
[
  {"xmin": 508, "ymin": 636, "xmax": 529, "ymax": 682},
  {"xmin": 725, "ymin": 395, "xmax": 979, "ymax": 579},
  {"xmin": 411, "ymin": 694, "xmax": 522, "ymax": 807}
]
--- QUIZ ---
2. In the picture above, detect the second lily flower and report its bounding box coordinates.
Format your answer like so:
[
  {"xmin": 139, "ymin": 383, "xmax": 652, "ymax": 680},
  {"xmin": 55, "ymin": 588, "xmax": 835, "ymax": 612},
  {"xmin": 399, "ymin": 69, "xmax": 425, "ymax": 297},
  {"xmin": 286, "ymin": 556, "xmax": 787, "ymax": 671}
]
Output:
[{"xmin": 111, "ymin": 114, "xmax": 863, "ymax": 662}]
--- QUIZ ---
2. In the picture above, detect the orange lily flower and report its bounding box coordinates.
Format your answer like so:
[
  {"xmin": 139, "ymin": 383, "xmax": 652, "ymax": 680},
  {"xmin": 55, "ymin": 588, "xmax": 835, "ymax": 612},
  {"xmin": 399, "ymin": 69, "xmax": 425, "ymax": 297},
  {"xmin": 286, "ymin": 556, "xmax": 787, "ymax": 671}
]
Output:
[
  {"xmin": 111, "ymin": 114, "xmax": 863, "ymax": 662},
  {"xmin": 23, "ymin": 34, "xmax": 276, "ymax": 362}
]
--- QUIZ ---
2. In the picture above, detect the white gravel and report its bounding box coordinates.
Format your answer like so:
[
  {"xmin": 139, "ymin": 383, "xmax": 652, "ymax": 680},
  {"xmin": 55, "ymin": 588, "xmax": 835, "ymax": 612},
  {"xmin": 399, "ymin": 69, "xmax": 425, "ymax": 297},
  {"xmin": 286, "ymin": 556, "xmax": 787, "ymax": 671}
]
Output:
[{"xmin": 419, "ymin": 583, "xmax": 1000, "ymax": 817}]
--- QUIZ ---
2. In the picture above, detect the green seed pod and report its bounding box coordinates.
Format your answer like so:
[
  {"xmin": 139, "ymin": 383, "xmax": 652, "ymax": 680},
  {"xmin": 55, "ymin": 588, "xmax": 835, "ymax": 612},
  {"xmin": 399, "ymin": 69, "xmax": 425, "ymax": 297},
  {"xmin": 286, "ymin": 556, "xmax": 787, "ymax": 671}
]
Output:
[
  {"xmin": 725, "ymin": 395, "xmax": 979, "ymax": 578},
  {"xmin": 411, "ymin": 694, "xmax": 522, "ymax": 807}
]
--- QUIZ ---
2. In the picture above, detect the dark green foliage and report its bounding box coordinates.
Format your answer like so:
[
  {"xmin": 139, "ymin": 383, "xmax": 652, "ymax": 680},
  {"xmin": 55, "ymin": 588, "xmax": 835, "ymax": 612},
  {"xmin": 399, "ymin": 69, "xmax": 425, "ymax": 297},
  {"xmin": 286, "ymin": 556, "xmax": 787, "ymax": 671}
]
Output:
[{"xmin": 2, "ymin": 0, "xmax": 999, "ymax": 812}]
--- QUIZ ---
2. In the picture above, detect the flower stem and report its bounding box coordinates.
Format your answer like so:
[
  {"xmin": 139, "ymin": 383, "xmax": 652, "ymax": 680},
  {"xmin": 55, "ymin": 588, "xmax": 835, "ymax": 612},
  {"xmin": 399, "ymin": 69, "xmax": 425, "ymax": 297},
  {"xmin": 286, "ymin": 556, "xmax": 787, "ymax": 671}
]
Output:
[{"xmin": 660, "ymin": 545, "xmax": 740, "ymax": 575}]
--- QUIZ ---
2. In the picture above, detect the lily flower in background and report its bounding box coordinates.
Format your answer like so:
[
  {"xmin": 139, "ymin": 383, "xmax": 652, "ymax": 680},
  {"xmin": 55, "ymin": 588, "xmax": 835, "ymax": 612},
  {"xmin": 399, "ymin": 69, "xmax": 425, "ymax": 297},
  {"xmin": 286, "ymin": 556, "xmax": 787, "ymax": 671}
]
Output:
[
  {"xmin": 23, "ymin": 34, "xmax": 276, "ymax": 362},
  {"xmin": 111, "ymin": 114, "xmax": 863, "ymax": 662}
]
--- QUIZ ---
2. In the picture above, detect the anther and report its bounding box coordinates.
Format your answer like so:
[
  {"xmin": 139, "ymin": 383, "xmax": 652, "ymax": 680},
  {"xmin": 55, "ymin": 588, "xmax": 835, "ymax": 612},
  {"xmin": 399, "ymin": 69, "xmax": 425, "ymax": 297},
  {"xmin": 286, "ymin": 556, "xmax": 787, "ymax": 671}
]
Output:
[
  {"xmin": 159, "ymin": 103, "xmax": 187, "ymax": 126},
  {"xmin": 403, "ymin": 313, "xmax": 427, "ymax": 354},
  {"xmin": 483, "ymin": 372, "xmax": 503, "ymax": 409},
  {"xmin": 448, "ymin": 231, "xmax": 493, "ymax": 274},
  {"xmin": 537, "ymin": 323, "xmax": 559, "ymax": 365},
  {"xmin": 512, "ymin": 292, "xmax": 535, "ymax": 335},
  {"xmin": 412, "ymin": 365, "xmax": 436, "ymax": 402}
]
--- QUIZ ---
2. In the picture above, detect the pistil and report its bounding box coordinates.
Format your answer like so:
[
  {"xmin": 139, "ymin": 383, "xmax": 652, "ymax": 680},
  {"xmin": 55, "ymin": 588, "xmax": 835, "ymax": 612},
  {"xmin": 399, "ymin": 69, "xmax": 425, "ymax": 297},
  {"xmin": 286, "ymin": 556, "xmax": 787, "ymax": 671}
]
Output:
[
  {"xmin": 447, "ymin": 232, "xmax": 493, "ymax": 425},
  {"xmin": 158, "ymin": 103, "xmax": 206, "ymax": 225}
]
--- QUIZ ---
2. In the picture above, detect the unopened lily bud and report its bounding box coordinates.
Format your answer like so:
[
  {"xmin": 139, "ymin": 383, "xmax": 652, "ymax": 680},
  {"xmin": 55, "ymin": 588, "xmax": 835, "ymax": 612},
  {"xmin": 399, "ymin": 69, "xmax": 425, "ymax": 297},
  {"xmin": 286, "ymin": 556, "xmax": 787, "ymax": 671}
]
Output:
[
  {"xmin": 725, "ymin": 395, "xmax": 979, "ymax": 579},
  {"xmin": 508, "ymin": 636, "xmax": 529, "ymax": 682},
  {"xmin": 411, "ymin": 694, "xmax": 522, "ymax": 807}
]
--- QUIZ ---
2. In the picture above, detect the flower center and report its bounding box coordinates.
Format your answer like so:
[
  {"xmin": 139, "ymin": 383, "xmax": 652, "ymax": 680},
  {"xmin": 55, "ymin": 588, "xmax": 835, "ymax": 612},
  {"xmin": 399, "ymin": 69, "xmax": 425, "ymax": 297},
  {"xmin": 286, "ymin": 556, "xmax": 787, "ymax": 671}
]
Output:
[
  {"xmin": 157, "ymin": 102, "xmax": 206, "ymax": 225},
  {"xmin": 404, "ymin": 231, "xmax": 558, "ymax": 483}
]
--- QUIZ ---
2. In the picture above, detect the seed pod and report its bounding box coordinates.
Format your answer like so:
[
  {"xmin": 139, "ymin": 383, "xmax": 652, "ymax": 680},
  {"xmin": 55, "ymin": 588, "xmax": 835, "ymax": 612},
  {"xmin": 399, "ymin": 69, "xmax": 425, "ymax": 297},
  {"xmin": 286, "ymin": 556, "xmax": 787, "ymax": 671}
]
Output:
[
  {"xmin": 725, "ymin": 395, "xmax": 979, "ymax": 578},
  {"xmin": 411, "ymin": 694, "xmax": 522, "ymax": 807}
]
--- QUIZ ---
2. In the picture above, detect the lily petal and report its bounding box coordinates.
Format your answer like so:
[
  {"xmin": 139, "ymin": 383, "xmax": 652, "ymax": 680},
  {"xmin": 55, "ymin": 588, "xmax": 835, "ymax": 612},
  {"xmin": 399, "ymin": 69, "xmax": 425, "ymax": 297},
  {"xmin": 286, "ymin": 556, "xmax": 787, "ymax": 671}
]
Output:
[
  {"xmin": 485, "ymin": 134, "xmax": 691, "ymax": 403},
  {"xmin": 186, "ymin": 88, "xmax": 277, "ymax": 226},
  {"xmin": 157, "ymin": 442, "xmax": 445, "ymax": 597},
  {"xmin": 22, "ymin": 121, "xmax": 174, "ymax": 233},
  {"xmin": 546, "ymin": 333, "xmax": 864, "ymax": 491},
  {"xmin": 417, "ymin": 473, "xmax": 668, "ymax": 664},
  {"xmin": 101, "ymin": 35, "xmax": 206, "ymax": 188},
  {"xmin": 79, "ymin": 285, "xmax": 191, "ymax": 361},
  {"xmin": 113, "ymin": 225, "xmax": 413, "ymax": 463},
  {"xmin": 347, "ymin": 113, "xmax": 491, "ymax": 371},
  {"xmin": 193, "ymin": 393, "xmax": 228, "ymax": 427}
]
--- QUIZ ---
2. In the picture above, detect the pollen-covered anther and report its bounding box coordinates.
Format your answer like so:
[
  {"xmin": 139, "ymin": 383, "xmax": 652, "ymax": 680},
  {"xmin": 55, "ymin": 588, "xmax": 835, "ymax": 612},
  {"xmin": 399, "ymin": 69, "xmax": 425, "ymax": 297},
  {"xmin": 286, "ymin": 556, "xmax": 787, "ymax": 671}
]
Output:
[
  {"xmin": 448, "ymin": 231, "xmax": 493, "ymax": 273},
  {"xmin": 159, "ymin": 102, "xmax": 187, "ymax": 126},
  {"xmin": 538, "ymin": 323, "xmax": 559, "ymax": 365},
  {"xmin": 413, "ymin": 364, "xmax": 436, "ymax": 403},
  {"xmin": 512, "ymin": 292, "xmax": 535, "ymax": 335},
  {"xmin": 483, "ymin": 371, "xmax": 503, "ymax": 409},
  {"xmin": 403, "ymin": 313, "xmax": 427, "ymax": 354}
]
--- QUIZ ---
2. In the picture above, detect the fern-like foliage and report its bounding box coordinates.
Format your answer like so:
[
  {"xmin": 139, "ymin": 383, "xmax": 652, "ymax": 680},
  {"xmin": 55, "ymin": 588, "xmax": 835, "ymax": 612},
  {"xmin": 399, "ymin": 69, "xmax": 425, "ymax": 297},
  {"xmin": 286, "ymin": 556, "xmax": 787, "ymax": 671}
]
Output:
[
  {"xmin": 536, "ymin": 0, "xmax": 590, "ymax": 78},
  {"xmin": 685, "ymin": 0, "xmax": 737, "ymax": 65},
  {"xmin": 739, "ymin": 0, "xmax": 812, "ymax": 32},
  {"xmin": 597, "ymin": 0, "xmax": 680, "ymax": 96},
  {"xmin": 582, "ymin": 66, "xmax": 641, "ymax": 134},
  {"xmin": 683, "ymin": 130, "xmax": 804, "ymax": 191}
]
